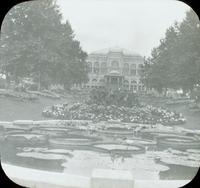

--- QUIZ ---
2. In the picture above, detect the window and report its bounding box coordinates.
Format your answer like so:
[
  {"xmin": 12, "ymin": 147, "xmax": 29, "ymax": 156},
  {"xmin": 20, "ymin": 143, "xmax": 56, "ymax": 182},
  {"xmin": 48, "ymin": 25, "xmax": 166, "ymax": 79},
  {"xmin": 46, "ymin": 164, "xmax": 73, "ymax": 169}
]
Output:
[
  {"xmin": 101, "ymin": 62, "xmax": 107, "ymax": 74},
  {"xmin": 123, "ymin": 63, "xmax": 129, "ymax": 75},
  {"xmin": 131, "ymin": 80, "xmax": 137, "ymax": 84},
  {"xmin": 92, "ymin": 79, "xmax": 97, "ymax": 82},
  {"xmin": 123, "ymin": 79, "xmax": 129, "ymax": 88},
  {"xmin": 88, "ymin": 61, "xmax": 92, "ymax": 73},
  {"xmin": 130, "ymin": 64, "xmax": 136, "ymax": 76},
  {"xmin": 94, "ymin": 62, "xmax": 99, "ymax": 74},
  {"xmin": 130, "ymin": 80, "xmax": 137, "ymax": 91},
  {"xmin": 111, "ymin": 61, "xmax": 119, "ymax": 71}
]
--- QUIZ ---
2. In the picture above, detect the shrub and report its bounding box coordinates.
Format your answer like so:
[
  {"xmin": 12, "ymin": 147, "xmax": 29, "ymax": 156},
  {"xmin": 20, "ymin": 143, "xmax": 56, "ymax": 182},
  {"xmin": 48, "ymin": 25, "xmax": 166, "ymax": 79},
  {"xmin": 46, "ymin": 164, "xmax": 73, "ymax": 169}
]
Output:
[{"xmin": 87, "ymin": 88, "xmax": 140, "ymax": 107}]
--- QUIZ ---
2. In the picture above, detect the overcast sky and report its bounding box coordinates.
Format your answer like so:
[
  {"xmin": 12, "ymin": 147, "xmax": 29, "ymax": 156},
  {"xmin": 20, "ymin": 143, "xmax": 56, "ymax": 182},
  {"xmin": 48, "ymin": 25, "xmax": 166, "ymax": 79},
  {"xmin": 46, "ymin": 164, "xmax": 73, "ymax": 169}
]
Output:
[{"xmin": 56, "ymin": 0, "xmax": 190, "ymax": 57}]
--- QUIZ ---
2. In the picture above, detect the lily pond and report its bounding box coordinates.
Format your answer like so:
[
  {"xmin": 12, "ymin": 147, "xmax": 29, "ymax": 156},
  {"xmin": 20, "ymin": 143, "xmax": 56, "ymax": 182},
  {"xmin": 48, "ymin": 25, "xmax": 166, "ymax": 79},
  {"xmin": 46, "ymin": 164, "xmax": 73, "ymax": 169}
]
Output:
[{"xmin": 0, "ymin": 120, "xmax": 200, "ymax": 180}]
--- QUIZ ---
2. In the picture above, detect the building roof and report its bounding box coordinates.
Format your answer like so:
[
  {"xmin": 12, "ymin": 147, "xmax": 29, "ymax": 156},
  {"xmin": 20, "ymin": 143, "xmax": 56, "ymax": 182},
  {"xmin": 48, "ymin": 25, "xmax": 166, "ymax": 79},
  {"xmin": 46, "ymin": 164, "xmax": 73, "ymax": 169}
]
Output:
[{"xmin": 90, "ymin": 47, "xmax": 142, "ymax": 57}]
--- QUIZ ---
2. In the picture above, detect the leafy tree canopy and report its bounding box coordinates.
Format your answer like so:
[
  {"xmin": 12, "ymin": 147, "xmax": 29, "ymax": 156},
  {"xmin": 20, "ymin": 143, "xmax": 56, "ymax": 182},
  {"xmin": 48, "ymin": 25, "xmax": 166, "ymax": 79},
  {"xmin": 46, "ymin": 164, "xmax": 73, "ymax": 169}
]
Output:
[
  {"xmin": 142, "ymin": 9, "xmax": 200, "ymax": 93},
  {"xmin": 0, "ymin": 0, "xmax": 88, "ymax": 89}
]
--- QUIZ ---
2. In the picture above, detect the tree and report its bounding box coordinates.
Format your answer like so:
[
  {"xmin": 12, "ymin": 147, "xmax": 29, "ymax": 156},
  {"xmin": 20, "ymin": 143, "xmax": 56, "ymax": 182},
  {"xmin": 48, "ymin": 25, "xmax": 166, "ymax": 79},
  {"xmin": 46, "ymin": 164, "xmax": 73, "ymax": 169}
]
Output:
[
  {"xmin": 0, "ymin": 0, "xmax": 88, "ymax": 90},
  {"xmin": 173, "ymin": 10, "xmax": 200, "ymax": 91},
  {"xmin": 142, "ymin": 9, "xmax": 200, "ymax": 93}
]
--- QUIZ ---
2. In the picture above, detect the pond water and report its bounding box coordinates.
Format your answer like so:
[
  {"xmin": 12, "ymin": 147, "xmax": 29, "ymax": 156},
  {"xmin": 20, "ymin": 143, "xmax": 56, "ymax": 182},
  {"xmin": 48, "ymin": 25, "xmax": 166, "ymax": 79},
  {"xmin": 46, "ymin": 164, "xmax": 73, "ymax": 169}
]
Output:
[
  {"xmin": 1, "ymin": 139, "xmax": 199, "ymax": 180},
  {"xmin": 1, "ymin": 120, "xmax": 200, "ymax": 180}
]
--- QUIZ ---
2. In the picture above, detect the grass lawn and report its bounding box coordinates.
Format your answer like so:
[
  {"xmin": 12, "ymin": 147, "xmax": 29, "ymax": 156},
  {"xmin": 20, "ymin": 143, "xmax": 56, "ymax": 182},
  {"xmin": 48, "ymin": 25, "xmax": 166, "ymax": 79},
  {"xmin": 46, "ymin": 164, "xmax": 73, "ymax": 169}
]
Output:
[{"xmin": 0, "ymin": 95, "xmax": 75, "ymax": 121}]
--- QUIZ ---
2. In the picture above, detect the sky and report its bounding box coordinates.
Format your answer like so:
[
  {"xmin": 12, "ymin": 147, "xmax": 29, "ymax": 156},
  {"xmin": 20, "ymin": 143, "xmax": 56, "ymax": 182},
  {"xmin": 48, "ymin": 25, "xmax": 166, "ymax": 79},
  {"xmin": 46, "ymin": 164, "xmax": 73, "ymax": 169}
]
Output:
[{"xmin": 56, "ymin": 0, "xmax": 191, "ymax": 57}]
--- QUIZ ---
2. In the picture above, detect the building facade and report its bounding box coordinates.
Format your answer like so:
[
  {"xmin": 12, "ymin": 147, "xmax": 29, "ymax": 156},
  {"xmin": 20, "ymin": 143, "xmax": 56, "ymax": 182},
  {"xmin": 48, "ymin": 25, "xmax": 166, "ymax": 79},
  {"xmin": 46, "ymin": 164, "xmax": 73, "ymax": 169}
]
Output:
[{"xmin": 75, "ymin": 47, "xmax": 145, "ymax": 92}]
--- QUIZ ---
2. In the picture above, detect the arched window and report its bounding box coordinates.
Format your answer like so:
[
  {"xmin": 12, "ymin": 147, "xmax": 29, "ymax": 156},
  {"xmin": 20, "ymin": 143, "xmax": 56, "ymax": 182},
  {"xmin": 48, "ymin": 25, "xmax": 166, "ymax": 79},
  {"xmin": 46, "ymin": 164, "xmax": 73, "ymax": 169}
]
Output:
[
  {"xmin": 131, "ymin": 80, "xmax": 137, "ymax": 84},
  {"xmin": 88, "ymin": 62, "xmax": 92, "ymax": 73},
  {"xmin": 123, "ymin": 63, "xmax": 129, "ymax": 75},
  {"xmin": 123, "ymin": 79, "xmax": 129, "ymax": 87},
  {"xmin": 101, "ymin": 62, "xmax": 107, "ymax": 74},
  {"xmin": 92, "ymin": 79, "xmax": 97, "ymax": 82},
  {"xmin": 94, "ymin": 62, "xmax": 99, "ymax": 74},
  {"xmin": 131, "ymin": 80, "xmax": 137, "ymax": 91},
  {"xmin": 111, "ymin": 61, "xmax": 119, "ymax": 71},
  {"xmin": 130, "ymin": 64, "xmax": 136, "ymax": 76},
  {"xmin": 138, "ymin": 80, "xmax": 144, "ymax": 91}
]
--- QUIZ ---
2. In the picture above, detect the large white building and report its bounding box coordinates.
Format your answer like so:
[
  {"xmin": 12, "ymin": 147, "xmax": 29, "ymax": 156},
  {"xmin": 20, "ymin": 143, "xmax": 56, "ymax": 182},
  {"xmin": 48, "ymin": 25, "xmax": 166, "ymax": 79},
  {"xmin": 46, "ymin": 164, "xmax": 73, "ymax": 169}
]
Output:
[{"xmin": 75, "ymin": 47, "xmax": 145, "ymax": 92}]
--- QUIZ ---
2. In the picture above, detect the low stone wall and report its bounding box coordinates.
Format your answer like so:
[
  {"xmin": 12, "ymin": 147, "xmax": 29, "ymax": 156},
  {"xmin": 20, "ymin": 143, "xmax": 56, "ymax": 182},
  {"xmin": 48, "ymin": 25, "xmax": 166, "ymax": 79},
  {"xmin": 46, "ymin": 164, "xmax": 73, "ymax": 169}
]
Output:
[{"xmin": 2, "ymin": 163, "xmax": 191, "ymax": 188}]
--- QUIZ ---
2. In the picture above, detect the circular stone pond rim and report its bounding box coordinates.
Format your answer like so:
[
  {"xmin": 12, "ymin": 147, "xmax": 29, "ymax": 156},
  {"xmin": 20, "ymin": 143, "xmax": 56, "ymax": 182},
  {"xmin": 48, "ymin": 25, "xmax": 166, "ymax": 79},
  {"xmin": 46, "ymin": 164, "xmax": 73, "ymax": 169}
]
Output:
[
  {"xmin": 156, "ymin": 135, "xmax": 200, "ymax": 149},
  {"xmin": 49, "ymin": 135, "xmax": 101, "ymax": 146},
  {"xmin": 91, "ymin": 142, "xmax": 146, "ymax": 154}
]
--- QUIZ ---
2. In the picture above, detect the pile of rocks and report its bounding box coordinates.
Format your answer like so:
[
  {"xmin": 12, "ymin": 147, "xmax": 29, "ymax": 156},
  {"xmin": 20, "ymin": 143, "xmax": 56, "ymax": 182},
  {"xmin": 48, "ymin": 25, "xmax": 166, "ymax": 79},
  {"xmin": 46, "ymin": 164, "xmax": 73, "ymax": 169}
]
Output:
[{"xmin": 42, "ymin": 102, "xmax": 186, "ymax": 125}]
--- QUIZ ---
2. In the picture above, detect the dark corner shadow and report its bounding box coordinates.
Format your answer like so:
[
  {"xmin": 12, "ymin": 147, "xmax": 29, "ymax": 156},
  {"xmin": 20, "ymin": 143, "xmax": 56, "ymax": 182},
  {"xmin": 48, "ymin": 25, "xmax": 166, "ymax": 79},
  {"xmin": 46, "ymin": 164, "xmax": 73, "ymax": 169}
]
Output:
[
  {"xmin": 180, "ymin": 167, "xmax": 200, "ymax": 188},
  {"xmin": 0, "ymin": 0, "xmax": 31, "ymax": 186},
  {"xmin": 0, "ymin": 1, "xmax": 32, "ymax": 187},
  {"xmin": 179, "ymin": 0, "xmax": 200, "ymax": 19},
  {"xmin": 0, "ymin": 0, "xmax": 199, "ymax": 188},
  {"xmin": 179, "ymin": 0, "xmax": 200, "ymax": 186},
  {"xmin": 0, "ymin": 160, "xmax": 25, "ymax": 187},
  {"xmin": 0, "ymin": 0, "xmax": 33, "ymax": 30}
]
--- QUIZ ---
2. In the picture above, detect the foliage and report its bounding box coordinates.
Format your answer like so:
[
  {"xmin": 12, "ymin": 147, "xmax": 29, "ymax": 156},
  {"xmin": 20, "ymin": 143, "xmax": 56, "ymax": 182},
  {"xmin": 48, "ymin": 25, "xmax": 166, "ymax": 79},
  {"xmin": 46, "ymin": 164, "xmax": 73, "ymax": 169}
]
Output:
[
  {"xmin": 87, "ymin": 88, "xmax": 140, "ymax": 107},
  {"xmin": 0, "ymin": 0, "xmax": 88, "ymax": 89},
  {"xmin": 42, "ymin": 102, "xmax": 186, "ymax": 125},
  {"xmin": 142, "ymin": 9, "xmax": 200, "ymax": 93}
]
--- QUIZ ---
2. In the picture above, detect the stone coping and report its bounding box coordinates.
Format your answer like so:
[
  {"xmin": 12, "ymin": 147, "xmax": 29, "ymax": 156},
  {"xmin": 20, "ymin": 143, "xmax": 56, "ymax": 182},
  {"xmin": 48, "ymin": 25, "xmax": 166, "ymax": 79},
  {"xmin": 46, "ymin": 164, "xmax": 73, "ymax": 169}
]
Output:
[
  {"xmin": 2, "ymin": 163, "xmax": 90, "ymax": 188},
  {"xmin": 92, "ymin": 169, "xmax": 133, "ymax": 180},
  {"xmin": 2, "ymin": 163, "xmax": 191, "ymax": 188}
]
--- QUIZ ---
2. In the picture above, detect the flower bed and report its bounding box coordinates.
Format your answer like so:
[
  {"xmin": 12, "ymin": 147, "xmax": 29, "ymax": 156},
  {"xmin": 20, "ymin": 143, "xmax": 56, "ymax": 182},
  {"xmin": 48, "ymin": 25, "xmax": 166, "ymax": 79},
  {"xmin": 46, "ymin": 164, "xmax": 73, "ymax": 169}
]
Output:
[{"xmin": 42, "ymin": 102, "xmax": 186, "ymax": 125}]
